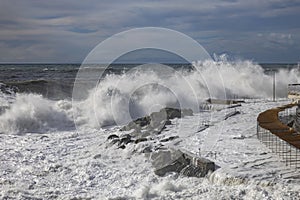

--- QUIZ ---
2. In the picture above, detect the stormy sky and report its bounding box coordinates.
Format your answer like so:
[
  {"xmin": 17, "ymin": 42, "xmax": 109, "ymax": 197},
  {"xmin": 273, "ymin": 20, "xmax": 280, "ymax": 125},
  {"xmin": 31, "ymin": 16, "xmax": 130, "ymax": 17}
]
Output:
[{"xmin": 0, "ymin": 0, "xmax": 299, "ymax": 63}]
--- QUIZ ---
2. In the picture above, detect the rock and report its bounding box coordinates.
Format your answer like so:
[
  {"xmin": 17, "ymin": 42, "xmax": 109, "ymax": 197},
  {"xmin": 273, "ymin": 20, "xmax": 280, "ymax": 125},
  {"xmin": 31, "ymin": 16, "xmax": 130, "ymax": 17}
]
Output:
[
  {"xmin": 151, "ymin": 149, "xmax": 189, "ymax": 176},
  {"xmin": 107, "ymin": 134, "xmax": 119, "ymax": 140},
  {"xmin": 108, "ymin": 197, "xmax": 130, "ymax": 200},
  {"xmin": 155, "ymin": 155, "xmax": 189, "ymax": 177},
  {"xmin": 120, "ymin": 107, "xmax": 193, "ymax": 133},
  {"xmin": 119, "ymin": 138, "xmax": 133, "ymax": 145},
  {"xmin": 121, "ymin": 116, "xmax": 151, "ymax": 131},
  {"xmin": 160, "ymin": 136, "xmax": 179, "ymax": 142},
  {"xmin": 165, "ymin": 120, "xmax": 172, "ymax": 125},
  {"xmin": 164, "ymin": 107, "xmax": 181, "ymax": 119},
  {"xmin": 197, "ymin": 124, "xmax": 209, "ymax": 133},
  {"xmin": 151, "ymin": 148, "xmax": 215, "ymax": 178},
  {"xmin": 232, "ymin": 135, "xmax": 246, "ymax": 140},
  {"xmin": 206, "ymin": 98, "xmax": 245, "ymax": 105},
  {"xmin": 118, "ymin": 144, "xmax": 126, "ymax": 149},
  {"xmin": 120, "ymin": 121, "xmax": 141, "ymax": 131},
  {"xmin": 181, "ymin": 108, "xmax": 193, "ymax": 117},
  {"xmin": 150, "ymin": 110, "xmax": 167, "ymax": 127},
  {"xmin": 93, "ymin": 154, "xmax": 102, "ymax": 159},
  {"xmin": 140, "ymin": 131, "xmax": 152, "ymax": 138},
  {"xmin": 181, "ymin": 164, "xmax": 212, "ymax": 177},
  {"xmin": 142, "ymin": 146, "xmax": 152, "ymax": 153},
  {"xmin": 121, "ymin": 134, "xmax": 132, "ymax": 139},
  {"xmin": 134, "ymin": 116, "xmax": 151, "ymax": 127},
  {"xmin": 135, "ymin": 138, "xmax": 148, "ymax": 144},
  {"xmin": 110, "ymin": 139, "xmax": 120, "ymax": 145},
  {"xmin": 114, "ymin": 108, "xmax": 195, "ymax": 156},
  {"xmin": 224, "ymin": 110, "xmax": 241, "ymax": 120},
  {"xmin": 40, "ymin": 135, "xmax": 49, "ymax": 140}
]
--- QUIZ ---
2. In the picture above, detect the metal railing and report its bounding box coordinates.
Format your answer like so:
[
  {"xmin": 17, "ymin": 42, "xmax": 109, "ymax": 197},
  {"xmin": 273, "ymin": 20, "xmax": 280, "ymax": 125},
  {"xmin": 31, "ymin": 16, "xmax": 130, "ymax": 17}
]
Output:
[{"xmin": 257, "ymin": 121, "xmax": 300, "ymax": 169}]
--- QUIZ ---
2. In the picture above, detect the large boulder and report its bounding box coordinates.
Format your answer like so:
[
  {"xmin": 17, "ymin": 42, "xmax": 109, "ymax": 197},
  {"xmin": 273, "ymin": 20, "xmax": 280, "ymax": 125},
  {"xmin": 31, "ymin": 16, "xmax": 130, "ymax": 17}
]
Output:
[
  {"xmin": 151, "ymin": 148, "xmax": 215, "ymax": 178},
  {"xmin": 120, "ymin": 107, "xmax": 193, "ymax": 133}
]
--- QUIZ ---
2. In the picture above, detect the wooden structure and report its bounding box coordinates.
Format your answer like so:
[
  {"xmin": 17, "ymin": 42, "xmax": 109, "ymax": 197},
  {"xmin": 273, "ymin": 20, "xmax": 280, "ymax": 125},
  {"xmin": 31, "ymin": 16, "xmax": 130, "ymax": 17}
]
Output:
[
  {"xmin": 257, "ymin": 103, "xmax": 300, "ymax": 168},
  {"xmin": 257, "ymin": 103, "xmax": 300, "ymax": 149}
]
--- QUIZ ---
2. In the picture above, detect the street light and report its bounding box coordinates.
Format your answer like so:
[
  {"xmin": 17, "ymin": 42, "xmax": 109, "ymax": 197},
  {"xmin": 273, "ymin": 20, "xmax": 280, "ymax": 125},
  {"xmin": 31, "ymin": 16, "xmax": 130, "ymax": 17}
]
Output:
[
  {"xmin": 273, "ymin": 70, "xmax": 276, "ymax": 102},
  {"xmin": 265, "ymin": 69, "xmax": 276, "ymax": 102}
]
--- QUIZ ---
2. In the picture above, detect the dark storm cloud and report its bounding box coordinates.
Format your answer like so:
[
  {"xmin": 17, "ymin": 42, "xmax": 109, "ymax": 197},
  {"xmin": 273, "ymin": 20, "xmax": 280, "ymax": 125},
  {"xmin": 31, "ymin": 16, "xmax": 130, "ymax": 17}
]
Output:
[{"xmin": 0, "ymin": 0, "xmax": 299, "ymax": 62}]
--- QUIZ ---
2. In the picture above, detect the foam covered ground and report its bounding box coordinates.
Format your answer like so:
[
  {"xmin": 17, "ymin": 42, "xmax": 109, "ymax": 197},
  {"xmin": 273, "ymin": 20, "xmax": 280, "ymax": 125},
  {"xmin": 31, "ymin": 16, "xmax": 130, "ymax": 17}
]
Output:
[{"xmin": 1, "ymin": 99, "xmax": 300, "ymax": 199}]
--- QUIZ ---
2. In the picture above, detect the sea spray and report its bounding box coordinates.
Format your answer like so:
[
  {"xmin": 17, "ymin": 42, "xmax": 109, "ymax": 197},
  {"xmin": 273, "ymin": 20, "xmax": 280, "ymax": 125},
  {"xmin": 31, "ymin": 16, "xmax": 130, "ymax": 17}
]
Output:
[
  {"xmin": 75, "ymin": 59, "xmax": 300, "ymax": 128},
  {"xmin": 0, "ymin": 93, "xmax": 74, "ymax": 134},
  {"xmin": 1, "ymin": 59, "xmax": 300, "ymax": 133}
]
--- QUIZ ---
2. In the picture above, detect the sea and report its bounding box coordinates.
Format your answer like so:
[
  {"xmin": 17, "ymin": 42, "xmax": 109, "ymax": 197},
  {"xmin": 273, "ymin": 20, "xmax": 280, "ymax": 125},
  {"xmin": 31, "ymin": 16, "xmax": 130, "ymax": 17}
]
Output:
[
  {"xmin": 0, "ymin": 61, "xmax": 299, "ymax": 132},
  {"xmin": 1, "ymin": 61, "xmax": 300, "ymax": 199},
  {"xmin": 0, "ymin": 63, "xmax": 298, "ymax": 100}
]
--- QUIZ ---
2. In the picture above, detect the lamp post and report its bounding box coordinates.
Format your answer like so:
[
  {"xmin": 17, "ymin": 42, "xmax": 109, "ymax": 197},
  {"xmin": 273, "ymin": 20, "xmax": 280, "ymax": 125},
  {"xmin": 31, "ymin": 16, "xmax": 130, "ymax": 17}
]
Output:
[
  {"xmin": 266, "ymin": 69, "xmax": 276, "ymax": 102},
  {"xmin": 273, "ymin": 70, "xmax": 276, "ymax": 102}
]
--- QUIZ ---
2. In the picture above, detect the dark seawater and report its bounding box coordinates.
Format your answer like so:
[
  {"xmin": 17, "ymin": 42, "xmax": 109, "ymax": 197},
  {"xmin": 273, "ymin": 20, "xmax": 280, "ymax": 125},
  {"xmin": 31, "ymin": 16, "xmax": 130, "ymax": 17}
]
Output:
[
  {"xmin": 0, "ymin": 64, "xmax": 78, "ymax": 100},
  {"xmin": 0, "ymin": 63, "xmax": 297, "ymax": 100},
  {"xmin": 0, "ymin": 63, "xmax": 193, "ymax": 100}
]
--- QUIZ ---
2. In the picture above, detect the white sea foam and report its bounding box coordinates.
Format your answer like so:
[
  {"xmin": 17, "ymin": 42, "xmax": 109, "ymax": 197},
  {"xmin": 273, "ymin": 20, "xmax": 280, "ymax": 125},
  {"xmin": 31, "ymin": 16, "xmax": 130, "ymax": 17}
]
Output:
[
  {"xmin": 74, "ymin": 59, "xmax": 300, "ymax": 128},
  {"xmin": 0, "ymin": 93, "xmax": 74, "ymax": 134},
  {"xmin": 1, "ymin": 98, "xmax": 300, "ymax": 199},
  {"xmin": 0, "ymin": 59, "xmax": 299, "ymax": 133}
]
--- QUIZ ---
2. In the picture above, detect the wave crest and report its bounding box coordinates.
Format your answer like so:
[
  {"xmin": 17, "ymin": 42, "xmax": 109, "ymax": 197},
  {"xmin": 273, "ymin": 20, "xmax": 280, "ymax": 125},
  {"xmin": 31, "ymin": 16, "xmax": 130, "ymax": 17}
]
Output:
[{"xmin": 0, "ymin": 94, "xmax": 74, "ymax": 134}]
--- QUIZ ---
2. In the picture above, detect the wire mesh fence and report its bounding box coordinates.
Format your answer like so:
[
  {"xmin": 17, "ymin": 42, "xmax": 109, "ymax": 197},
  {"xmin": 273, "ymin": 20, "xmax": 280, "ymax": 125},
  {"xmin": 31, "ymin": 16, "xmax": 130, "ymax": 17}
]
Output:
[
  {"xmin": 278, "ymin": 106, "xmax": 296, "ymax": 124},
  {"xmin": 257, "ymin": 124, "xmax": 300, "ymax": 169}
]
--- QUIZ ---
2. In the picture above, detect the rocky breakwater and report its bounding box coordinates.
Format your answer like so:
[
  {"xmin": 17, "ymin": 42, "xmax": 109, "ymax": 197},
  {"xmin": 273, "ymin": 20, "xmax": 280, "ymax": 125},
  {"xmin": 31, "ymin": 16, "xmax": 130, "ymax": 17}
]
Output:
[{"xmin": 106, "ymin": 107, "xmax": 216, "ymax": 178}]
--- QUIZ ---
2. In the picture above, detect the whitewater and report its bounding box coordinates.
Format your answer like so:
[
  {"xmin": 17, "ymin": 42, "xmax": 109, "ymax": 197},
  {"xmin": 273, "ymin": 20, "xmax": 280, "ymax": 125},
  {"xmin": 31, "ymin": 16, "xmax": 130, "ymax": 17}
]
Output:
[{"xmin": 0, "ymin": 60, "xmax": 300, "ymax": 199}]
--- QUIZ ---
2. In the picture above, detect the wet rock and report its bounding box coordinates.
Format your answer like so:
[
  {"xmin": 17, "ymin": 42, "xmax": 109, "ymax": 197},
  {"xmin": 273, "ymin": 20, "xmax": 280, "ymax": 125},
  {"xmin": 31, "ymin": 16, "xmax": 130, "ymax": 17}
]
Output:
[
  {"xmin": 107, "ymin": 134, "xmax": 119, "ymax": 140},
  {"xmin": 119, "ymin": 138, "xmax": 133, "ymax": 145},
  {"xmin": 142, "ymin": 146, "xmax": 152, "ymax": 153},
  {"xmin": 232, "ymin": 135, "xmax": 246, "ymax": 140},
  {"xmin": 151, "ymin": 148, "xmax": 215, "ymax": 178},
  {"xmin": 150, "ymin": 110, "xmax": 167, "ymax": 127},
  {"xmin": 118, "ymin": 144, "xmax": 126, "ymax": 149},
  {"xmin": 151, "ymin": 149, "xmax": 188, "ymax": 176},
  {"xmin": 181, "ymin": 165, "xmax": 210, "ymax": 177},
  {"xmin": 160, "ymin": 136, "xmax": 179, "ymax": 143},
  {"xmin": 119, "ymin": 134, "xmax": 133, "ymax": 145},
  {"xmin": 28, "ymin": 181, "xmax": 36, "ymax": 190},
  {"xmin": 120, "ymin": 107, "xmax": 193, "ymax": 133},
  {"xmin": 93, "ymin": 154, "xmax": 102, "ymax": 159},
  {"xmin": 108, "ymin": 197, "xmax": 131, "ymax": 200},
  {"xmin": 120, "ymin": 116, "xmax": 150, "ymax": 131},
  {"xmin": 224, "ymin": 110, "xmax": 241, "ymax": 120},
  {"xmin": 197, "ymin": 124, "xmax": 209, "ymax": 133},
  {"xmin": 134, "ymin": 116, "xmax": 151, "ymax": 127},
  {"xmin": 206, "ymin": 98, "xmax": 245, "ymax": 105},
  {"xmin": 181, "ymin": 108, "xmax": 193, "ymax": 117},
  {"xmin": 134, "ymin": 138, "xmax": 148, "ymax": 144},
  {"xmin": 110, "ymin": 139, "xmax": 120, "ymax": 145},
  {"xmin": 40, "ymin": 135, "xmax": 49, "ymax": 140},
  {"xmin": 48, "ymin": 164, "xmax": 63, "ymax": 173},
  {"xmin": 165, "ymin": 120, "xmax": 172, "ymax": 125}
]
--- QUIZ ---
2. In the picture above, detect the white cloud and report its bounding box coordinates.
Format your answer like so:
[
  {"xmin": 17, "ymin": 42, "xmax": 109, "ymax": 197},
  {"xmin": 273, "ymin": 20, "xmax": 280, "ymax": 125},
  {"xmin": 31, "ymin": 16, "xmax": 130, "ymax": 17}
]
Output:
[{"xmin": 0, "ymin": 0, "xmax": 299, "ymax": 62}]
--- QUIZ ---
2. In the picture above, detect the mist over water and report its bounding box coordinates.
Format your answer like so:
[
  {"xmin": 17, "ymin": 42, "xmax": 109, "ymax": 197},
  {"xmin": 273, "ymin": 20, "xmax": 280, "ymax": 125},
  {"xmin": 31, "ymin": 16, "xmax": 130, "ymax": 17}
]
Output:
[{"xmin": 0, "ymin": 59, "xmax": 299, "ymax": 134}]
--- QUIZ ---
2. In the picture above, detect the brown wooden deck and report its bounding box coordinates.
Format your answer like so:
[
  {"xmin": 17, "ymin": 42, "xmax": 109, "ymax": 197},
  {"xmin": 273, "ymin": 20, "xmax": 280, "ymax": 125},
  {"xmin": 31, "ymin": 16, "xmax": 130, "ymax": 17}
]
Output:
[{"xmin": 257, "ymin": 103, "xmax": 300, "ymax": 149}]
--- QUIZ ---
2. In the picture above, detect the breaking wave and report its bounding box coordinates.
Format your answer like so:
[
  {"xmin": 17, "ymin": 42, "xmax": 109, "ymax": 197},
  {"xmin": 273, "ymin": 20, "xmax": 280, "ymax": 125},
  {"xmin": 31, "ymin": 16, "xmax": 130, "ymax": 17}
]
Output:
[
  {"xmin": 0, "ymin": 93, "xmax": 74, "ymax": 134},
  {"xmin": 0, "ymin": 59, "xmax": 299, "ymax": 134}
]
